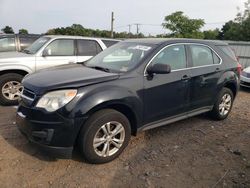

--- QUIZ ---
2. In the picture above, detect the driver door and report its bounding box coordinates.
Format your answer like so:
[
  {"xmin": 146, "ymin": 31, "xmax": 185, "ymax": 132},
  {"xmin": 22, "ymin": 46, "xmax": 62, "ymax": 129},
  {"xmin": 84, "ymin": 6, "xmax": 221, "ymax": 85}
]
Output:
[{"xmin": 143, "ymin": 44, "xmax": 191, "ymax": 124}]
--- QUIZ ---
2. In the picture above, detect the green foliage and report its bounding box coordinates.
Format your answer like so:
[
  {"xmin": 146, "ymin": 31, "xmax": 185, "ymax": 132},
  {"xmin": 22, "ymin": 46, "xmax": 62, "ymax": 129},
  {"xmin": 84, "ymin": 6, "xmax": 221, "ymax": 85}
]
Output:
[
  {"xmin": 220, "ymin": 0, "xmax": 250, "ymax": 41},
  {"xmin": 18, "ymin": 29, "xmax": 28, "ymax": 34},
  {"xmin": 162, "ymin": 11, "xmax": 205, "ymax": 39},
  {"xmin": 46, "ymin": 24, "xmax": 144, "ymax": 38},
  {"xmin": 203, "ymin": 29, "xmax": 220, "ymax": 40},
  {"xmin": 1, "ymin": 26, "xmax": 14, "ymax": 34}
]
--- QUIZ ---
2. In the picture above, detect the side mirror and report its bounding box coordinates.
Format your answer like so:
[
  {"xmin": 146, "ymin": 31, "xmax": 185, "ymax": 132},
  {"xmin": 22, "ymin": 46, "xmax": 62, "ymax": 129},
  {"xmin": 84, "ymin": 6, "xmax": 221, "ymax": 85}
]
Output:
[
  {"xmin": 147, "ymin": 63, "xmax": 171, "ymax": 75},
  {"xmin": 42, "ymin": 49, "xmax": 51, "ymax": 57}
]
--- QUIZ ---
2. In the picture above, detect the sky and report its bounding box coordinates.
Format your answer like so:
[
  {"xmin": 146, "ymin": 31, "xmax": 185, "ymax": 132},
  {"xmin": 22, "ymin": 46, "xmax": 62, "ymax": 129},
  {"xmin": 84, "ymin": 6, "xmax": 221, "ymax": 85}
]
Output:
[{"xmin": 0, "ymin": 0, "xmax": 247, "ymax": 36}]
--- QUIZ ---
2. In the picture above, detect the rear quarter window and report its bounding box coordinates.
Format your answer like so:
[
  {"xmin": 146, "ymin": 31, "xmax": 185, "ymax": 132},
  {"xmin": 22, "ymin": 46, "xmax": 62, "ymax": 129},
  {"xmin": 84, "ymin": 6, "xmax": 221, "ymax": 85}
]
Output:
[{"xmin": 217, "ymin": 45, "xmax": 237, "ymax": 61}]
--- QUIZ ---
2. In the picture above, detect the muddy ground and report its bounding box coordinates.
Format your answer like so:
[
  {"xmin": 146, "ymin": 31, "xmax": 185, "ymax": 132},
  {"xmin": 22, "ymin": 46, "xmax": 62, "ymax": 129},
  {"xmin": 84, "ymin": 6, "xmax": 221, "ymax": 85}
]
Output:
[{"xmin": 0, "ymin": 89, "xmax": 249, "ymax": 188}]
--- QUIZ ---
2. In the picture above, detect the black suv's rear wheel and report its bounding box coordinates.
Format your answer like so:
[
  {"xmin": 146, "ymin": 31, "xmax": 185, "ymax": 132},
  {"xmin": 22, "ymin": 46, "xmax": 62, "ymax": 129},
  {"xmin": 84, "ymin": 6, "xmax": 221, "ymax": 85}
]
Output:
[
  {"xmin": 78, "ymin": 109, "xmax": 131, "ymax": 164},
  {"xmin": 0, "ymin": 73, "xmax": 24, "ymax": 106},
  {"xmin": 210, "ymin": 87, "xmax": 234, "ymax": 120}
]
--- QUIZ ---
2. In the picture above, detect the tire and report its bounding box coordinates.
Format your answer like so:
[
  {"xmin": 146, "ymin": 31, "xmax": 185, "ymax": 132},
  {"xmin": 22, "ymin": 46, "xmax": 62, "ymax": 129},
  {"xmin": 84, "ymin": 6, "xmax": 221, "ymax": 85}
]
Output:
[
  {"xmin": 78, "ymin": 109, "xmax": 131, "ymax": 164},
  {"xmin": 0, "ymin": 73, "xmax": 24, "ymax": 106},
  {"xmin": 209, "ymin": 87, "xmax": 234, "ymax": 120}
]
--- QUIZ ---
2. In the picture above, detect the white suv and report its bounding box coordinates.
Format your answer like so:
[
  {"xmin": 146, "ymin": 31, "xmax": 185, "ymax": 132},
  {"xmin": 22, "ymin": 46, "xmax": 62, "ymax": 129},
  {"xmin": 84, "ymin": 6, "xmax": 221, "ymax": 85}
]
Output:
[{"xmin": 0, "ymin": 35, "xmax": 119, "ymax": 105}]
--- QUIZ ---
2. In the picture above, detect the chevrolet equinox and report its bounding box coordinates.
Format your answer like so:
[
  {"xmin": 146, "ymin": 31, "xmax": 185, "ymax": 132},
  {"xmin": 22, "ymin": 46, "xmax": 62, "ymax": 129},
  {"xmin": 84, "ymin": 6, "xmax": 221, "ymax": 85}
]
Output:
[{"xmin": 16, "ymin": 39, "xmax": 241, "ymax": 164}]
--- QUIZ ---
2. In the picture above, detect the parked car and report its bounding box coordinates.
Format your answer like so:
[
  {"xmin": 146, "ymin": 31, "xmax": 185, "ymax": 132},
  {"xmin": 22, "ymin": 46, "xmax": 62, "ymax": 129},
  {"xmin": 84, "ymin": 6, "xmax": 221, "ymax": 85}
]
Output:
[
  {"xmin": 16, "ymin": 39, "xmax": 240, "ymax": 164},
  {"xmin": 0, "ymin": 35, "xmax": 120, "ymax": 105},
  {"xmin": 240, "ymin": 66, "xmax": 250, "ymax": 87},
  {"xmin": 0, "ymin": 34, "xmax": 40, "ymax": 52}
]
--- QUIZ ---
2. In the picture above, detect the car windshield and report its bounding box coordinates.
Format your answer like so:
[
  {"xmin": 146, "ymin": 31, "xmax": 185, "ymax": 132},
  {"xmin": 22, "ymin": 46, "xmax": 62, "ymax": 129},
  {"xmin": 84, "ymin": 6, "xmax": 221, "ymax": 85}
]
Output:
[
  {"xmin": 84, "ymin": 42, "xmax": 154, "ymax": 73},
  {"xmin": 23, "ymin": 37, "xmax": 50, "ymax": 54}
]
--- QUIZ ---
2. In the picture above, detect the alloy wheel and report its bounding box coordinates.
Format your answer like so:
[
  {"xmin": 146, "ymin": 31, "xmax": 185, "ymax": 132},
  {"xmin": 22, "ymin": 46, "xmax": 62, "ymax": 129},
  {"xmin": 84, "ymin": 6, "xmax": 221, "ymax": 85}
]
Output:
[
  {"xmin": 93, "ymin": 121, "xmax": 125, "ymax": 157},
  {"xmin": 2, "ymin": 81, "xmax": 23, "ymax": 101},
  {"xmin": 219, "ymin": 93, "xmax": 232, "ymax": 116}
]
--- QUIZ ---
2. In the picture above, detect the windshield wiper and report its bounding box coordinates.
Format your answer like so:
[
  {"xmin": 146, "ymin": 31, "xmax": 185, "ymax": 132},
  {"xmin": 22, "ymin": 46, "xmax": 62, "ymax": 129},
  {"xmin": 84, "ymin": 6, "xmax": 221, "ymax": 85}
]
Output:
[
  {"xmin": 88, "ymin": 66, "xmax": 110, "ymax": 73},
  {"xmin": 22, "ymin": 49, "xmax": 32, "ymax": 54}
]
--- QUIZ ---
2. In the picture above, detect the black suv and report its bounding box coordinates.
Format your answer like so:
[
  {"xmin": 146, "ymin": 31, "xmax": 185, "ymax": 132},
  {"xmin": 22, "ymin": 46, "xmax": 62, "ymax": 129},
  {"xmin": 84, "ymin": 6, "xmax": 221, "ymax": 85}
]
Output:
[
  {"xmin": 0, "ymin": 34, "xmax": 40, "ymax": 52},
  {"xmin": 16, "ymin": 39, "xmax": 240, "ymax": 164}
]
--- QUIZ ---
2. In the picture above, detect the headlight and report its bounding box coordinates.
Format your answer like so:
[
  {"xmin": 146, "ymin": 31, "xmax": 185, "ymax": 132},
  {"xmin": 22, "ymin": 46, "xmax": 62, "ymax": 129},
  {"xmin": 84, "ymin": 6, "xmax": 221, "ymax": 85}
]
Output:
[{"xmin": 36, "ymin": 89, "xmax": 77, "ymax": 112}]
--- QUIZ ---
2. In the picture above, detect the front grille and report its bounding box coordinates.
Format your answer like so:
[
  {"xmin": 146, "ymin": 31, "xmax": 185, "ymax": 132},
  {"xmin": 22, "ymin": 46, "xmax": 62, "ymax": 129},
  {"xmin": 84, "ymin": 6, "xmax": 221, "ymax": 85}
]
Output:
[
  {"xmin": 22, "ymin": 88, "xmax": 35, "ymax": 101},
  {"xmin": 242, "ymin": 71, "xmax": 250, "ymax": 78},
  {"xmin": 21, "ymin": 88, "xmax": 36, "ymax": 106}
]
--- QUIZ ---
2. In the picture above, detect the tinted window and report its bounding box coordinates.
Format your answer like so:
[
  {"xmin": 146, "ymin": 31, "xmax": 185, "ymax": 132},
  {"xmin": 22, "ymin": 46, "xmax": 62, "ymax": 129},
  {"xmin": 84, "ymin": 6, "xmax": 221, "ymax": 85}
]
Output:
[
  {"xmin": 151, "ymin": 45, "xmax": 186, "ymax": 70},
  {"xmin": 213, "ymin": 53, "xmax": 221, "ymax": 64},
  {"xmin": 19, "ymin": 37, "xmax": 38, "ymax": 50},
  {"xmin": 0, "ymin": 37, "xmax": 16, "ymax": 52},
  {"xmin": 77, "ymin": 40, "xmax": 102, "ymax": 56},
  {"xmin": 101, "ymin": 40, "xmax": 119, "ymax": 47},
  {"xmin": 45, "ymin": 39, "xmax": 74, "ymax": 56},
  {"xmin": 190, "ymin": 45, "xmax": 214, "ymax": 67},
  {"xmin": 218, "ymin": 45, "xmax": 237, "ymax": 61},
  {"xmin": 25, "ymin": 37, "xmax": 50, "ymax": 54}
]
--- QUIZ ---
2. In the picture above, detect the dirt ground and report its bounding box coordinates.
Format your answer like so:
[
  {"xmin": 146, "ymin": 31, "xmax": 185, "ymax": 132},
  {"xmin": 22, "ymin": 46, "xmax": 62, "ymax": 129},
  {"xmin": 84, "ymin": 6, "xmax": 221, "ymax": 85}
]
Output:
[{"xmin": 0, "ymin": 89, "xmax": 249, "ymax": 188}]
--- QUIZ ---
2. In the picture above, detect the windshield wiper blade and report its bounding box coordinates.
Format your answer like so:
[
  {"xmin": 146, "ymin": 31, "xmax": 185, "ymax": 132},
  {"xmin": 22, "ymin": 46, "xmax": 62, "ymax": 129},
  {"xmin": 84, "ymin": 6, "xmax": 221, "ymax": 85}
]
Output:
[
  {"xmin": 89, "ymin": 66, "xmax": 110, "ymax": 72},
  {"xmin": 22, "ymin": 49, "xmax": 31, "ymax": 54}
]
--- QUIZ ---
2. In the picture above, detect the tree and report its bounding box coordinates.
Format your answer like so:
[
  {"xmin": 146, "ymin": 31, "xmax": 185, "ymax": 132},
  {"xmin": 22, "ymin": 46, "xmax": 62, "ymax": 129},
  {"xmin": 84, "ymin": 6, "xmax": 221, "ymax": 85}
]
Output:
[
  {"xmin": 220, "ymin": 0, "xmax": 250, "ymax": 41},
  {"xmin": 203, "ymin": 29, "xmax": 220, "ymax": 40},
  {"xmin": 1, "ymin": 26, "xmax": 14, "ymax": 34},
  {"xmin": 162, "ymin": 11, "xmax": 205, "ymax": 38},
  {"xmin": 18, "ymin": 29, "xmax": 28, "ymax": 34}
]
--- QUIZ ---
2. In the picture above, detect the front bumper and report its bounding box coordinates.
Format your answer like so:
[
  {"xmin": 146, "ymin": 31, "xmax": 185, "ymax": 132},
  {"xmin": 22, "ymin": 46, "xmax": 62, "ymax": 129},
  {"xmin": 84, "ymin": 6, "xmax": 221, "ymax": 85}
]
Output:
[
  {"xmin": 16, "ymin": 104, "xmax": 87, "ymax": 158},
  {"xmin": 240, "ymin": 75, "xmax": 250, "ymax": 88}
]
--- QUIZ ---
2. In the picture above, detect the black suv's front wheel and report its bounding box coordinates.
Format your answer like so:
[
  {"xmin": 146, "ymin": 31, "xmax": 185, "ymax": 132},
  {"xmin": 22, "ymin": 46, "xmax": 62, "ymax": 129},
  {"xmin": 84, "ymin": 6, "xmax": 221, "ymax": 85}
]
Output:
[
  {"xmin": 78, "ymin": 109, "xmax": 131, "ymax": 164},
  {"xmin": 210, "ymin": 87, "xmax": 234, "ymax": 120}
]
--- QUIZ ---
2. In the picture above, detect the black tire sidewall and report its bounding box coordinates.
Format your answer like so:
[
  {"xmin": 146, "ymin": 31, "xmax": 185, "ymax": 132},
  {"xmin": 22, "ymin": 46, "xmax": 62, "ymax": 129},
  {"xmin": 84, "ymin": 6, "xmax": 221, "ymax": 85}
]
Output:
[
  {"xmin": 78, "ymin": 109, "xmax": 131, "ymax": 164},
  {"xmin": 0, "ymin": 73, "xmax": 23, "ymax": 106}
]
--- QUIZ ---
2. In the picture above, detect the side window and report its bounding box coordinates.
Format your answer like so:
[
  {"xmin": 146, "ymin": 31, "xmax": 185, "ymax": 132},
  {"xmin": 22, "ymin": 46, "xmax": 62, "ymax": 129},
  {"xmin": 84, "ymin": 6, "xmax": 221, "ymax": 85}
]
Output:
[
  {"xmin": 190, "ymin": 45, "xmax": 214, "ymax": 67},
  {"xmin": 213, "ymin": 53, "xmax": 221, "ymax": 64},
  {"xmin": 77, "ymin": 40, "xmax": 102, "ymax": 56},
  {"xmin": 0, "ymin": 37, "xmax": 16, "ymax": 52},
  {"xmin": 151, "ymin": 45, "xmax": 186, "ymax": 70},
  {"xmin": 44, "ymin": 39, "xmax": 74, "ymax": 56},
  {"xmin": 19, "ymin": 37, "xmax": 38, "ymax": 50}
]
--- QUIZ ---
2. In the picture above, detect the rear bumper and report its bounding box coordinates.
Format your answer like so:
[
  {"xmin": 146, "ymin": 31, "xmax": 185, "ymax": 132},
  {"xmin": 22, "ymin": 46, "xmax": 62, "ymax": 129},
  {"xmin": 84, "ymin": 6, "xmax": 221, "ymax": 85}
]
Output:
[
  {"xmin": 240, "ymin": 75, "xmax": 250, "ymax": 88},
  {"xmin": 16, "ymin": 105, "xmax": 87, "ymax": 158}
]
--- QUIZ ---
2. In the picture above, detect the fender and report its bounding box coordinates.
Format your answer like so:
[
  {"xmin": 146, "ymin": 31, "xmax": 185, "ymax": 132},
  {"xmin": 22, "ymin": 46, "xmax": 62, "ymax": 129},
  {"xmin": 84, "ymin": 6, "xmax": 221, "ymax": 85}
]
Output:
[
  {"xmin": 215, "ymin": 70, "xmax": 239, "ymax": 99},
  {"xmin": 0, "ymin": 64, "xmax": 33, "ymax": 74},
  {"xmin": 65, "ymin": 85, "xmax": 143, "ymax": 128}
]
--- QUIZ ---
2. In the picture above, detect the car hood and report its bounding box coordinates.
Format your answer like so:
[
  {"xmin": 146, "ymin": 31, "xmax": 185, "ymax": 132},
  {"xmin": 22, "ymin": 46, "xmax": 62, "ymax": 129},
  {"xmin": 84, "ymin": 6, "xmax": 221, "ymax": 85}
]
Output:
[
  {"xmin": 243, "ymin": 66, "xmax": 250, "ymax": 73},
  {"xmin": 22, "ymin": 64, "xmax": 120, "ymax": 95},
  {"xmin": 0, "ymin": 51, "xmax": 33, "ymax": 59}
]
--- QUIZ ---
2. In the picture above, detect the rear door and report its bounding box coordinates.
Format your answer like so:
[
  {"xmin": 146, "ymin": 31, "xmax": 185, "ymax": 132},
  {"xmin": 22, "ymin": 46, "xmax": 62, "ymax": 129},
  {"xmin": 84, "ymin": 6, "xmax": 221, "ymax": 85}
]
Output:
[
  {"xmin": 35, "ymin": 39, "xmax": 77, "ymax": 70},
  {"xmin": 187, "ymin": 44, "xmax": 222, "ymax": 110},
  {"xmin": 76, "ymin": 39, "xmax": 102, "ymax": 62},
  {"xmin": 143, "ymin": 44, "xmax": 191, "ymax": 124}
]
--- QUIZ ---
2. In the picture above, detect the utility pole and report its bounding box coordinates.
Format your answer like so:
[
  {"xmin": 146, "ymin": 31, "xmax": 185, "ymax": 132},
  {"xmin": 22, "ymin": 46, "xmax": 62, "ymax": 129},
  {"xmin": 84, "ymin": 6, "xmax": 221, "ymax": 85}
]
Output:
[
  {"xmin": 128, "ymin": 24, "xmax": 131, "ymax": 38},
  {"xmin": 111, "ymin": 12, "xmax": 114, "ymax": 38},
  {"xmin": 135, "ymin": 23, "xmax": 140, "ymax": 37}
]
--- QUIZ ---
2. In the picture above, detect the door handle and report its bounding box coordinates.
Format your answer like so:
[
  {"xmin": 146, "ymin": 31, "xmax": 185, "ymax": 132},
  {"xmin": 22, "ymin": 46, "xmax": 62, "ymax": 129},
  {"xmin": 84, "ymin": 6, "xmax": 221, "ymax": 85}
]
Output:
[
  {"xmin": 215, "ymin": 68, "xmax": 220, "ymax": 72},
  {"xmin": 181, "ymin": 75, "xmax": 191, "ymax": 81}
]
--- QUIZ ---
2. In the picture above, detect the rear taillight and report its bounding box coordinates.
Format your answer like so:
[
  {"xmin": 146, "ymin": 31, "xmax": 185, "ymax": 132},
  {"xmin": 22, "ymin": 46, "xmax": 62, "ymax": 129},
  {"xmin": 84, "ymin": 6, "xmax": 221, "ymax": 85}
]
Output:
[{"xmin": 237, "ymin": 63, "xmax": 242, "ymax": 75}]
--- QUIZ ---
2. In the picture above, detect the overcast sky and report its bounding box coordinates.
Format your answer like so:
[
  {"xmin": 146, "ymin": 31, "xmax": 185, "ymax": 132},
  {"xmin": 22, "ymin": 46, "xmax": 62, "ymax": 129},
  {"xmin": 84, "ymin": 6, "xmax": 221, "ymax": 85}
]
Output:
[{"xmin": 0, "ymin": 0, "xmax": 246, "ymax": 36}]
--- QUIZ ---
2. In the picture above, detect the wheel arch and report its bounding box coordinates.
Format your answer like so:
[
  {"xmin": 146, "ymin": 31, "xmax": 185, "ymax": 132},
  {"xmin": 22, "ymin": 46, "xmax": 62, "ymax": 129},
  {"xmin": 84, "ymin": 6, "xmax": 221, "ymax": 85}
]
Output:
[{"xmin": 86, "ymin": 101, "xmax": 138, "ymax": 136}]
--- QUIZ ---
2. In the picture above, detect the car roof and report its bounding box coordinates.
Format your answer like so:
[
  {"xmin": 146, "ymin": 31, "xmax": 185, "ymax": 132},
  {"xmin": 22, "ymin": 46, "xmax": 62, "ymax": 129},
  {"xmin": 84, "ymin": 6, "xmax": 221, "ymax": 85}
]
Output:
[
  {"xmin": 44, "ymin": 35, "xmax": 120, "ymax": 41},
  {"xmin": 124, "ymin": 38, "xmax": 228, "ymax": 46}
]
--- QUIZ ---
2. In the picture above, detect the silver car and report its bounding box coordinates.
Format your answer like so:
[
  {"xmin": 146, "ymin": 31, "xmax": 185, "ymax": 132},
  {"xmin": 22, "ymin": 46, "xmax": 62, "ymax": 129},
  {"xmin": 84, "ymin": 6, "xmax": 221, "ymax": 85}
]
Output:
[
  {"xmin": 0, "ymin": 35, "xmax": 119, "ymax": 105},
  {"xmin": 241, "ymin": 66, "xmax": 250, "ymax": 88}
]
